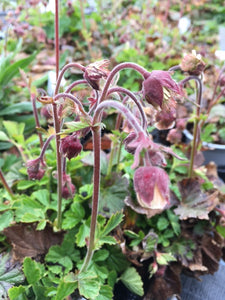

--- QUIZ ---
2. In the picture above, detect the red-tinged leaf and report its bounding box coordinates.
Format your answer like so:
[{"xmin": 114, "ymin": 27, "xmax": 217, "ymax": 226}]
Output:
[{"xmin": 174, "ymin": 178, "xmax": 219, "ymax": 220}]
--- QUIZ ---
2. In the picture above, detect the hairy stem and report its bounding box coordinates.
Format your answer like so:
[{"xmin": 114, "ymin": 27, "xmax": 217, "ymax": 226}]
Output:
[
  {"xmin": 31, "ymin": 93, "xmax": 43, "ymax": 148},
  {"xmin": 180, "ymin": 76, "xmax": 202, "ymax": 178},
  {"xmin": 55, "ymin": 63, "xmax": 85, "ymax": 95},
  {"xmin": 99, "ymin": 62, "xmax": 148, "ymax": 104},
  {"xmin": 80, "ymin": 126, "xmax": 101, "ymax": 272}
]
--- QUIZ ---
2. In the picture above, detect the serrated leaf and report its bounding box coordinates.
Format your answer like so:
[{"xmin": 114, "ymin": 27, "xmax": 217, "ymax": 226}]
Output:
[
  {"xmin": 21, "ymin": 209, "xmax": 45, "ymax": 223},
  {"xmin": 93, "ymin": 250, "xmax": 109, "ymax": 262},
  {"xmin": 0, "ymin": 210, "xmax": 13, "ymax": 231},
  {"xmin": 36, "ymin": 220, "xmax": 47, "ymax": 230},
  {"xmin": 3, "ymin": 121, "xmax": 25, "ymax": 141},
  {"xmin": 95, "ymin": 285, "xmax": 113, "ymax": 300},
  {"xmin": 101, "ymin": 212, "xmax": 124, "ymax": 237},
  {"xmin": 62, "ymin": 120, "xmax": 91, "ymax": 134},
  {"xmin": 17, "ymin": 180, "xmax": 38, "ymax": 190},
  {"xmin": 32, "ymin": 189, "xmax": 50, "ymax": 207},
  {"xmin": 55, "ymin": 273, "xmax": 78, "ymax": 300},
  {"xmin": 76, "ymin": 221, "xmax": 90, "ymax": 247},
  {"xmin": 23, "ymin": 257, "xmax": 42, "ymax": 285},
  {"xmin": 156, "ymin": 252, "xmax": 176, "ymax": 265},
  {"xmin": 8, "ymin": 286, "xmax": 27, "ymax": 300},
  {"xmin": 78, "ymin": 271, "xmax": 100, "ymax": 299},
  {"xmin": 120, "ymin": 267, "xmax": 144, "ymax": 296}
]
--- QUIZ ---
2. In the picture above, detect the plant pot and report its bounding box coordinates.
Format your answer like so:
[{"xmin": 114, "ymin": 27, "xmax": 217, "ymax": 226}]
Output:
[
  {"xmin": 183, "ymin": 129, "xmax": 225, "ymax": 166},
  {"xmin": 180, "ymin": 260, "xmax": 225, "ymax": 300}
]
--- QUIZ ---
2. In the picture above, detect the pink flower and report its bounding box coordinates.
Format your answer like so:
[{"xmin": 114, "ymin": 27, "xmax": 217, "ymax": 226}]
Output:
[
  {"xmin": 62, "ymin": 173, "xmax": 76, "ymax": 199},
  {"xmin": 123, "ymin": 132, "xmax": 137, "ymax": 154},
  {"xmin": 134, "ymin": 166, "xmax": 170, "ymax": 210},
  {"xmin": 84, "ymin": 60, "xmax": 110, "ymax": 90},
  {"xmin": 27, "ymin": 158, "xmax": 45, "ymax": 180},
  {"xmin": 142, "ymin": 71, "xmax": 183, "ymax": 109},
  {"xmin": 61, "ymin": 133, "xmax": 82, "ymax": 160}
]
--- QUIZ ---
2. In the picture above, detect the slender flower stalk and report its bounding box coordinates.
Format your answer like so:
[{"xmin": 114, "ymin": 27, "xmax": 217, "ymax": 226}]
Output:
[
  {"xmin": 80, "ymin": 126, "xmax": 101, "ymax": 273},
  {"xmin": 39, "ymin": 135, "xmax": 55, "ymax": 162},
  {"xmin": 55, "ymin": 63, "xmax": 85, "ymax": 95},
  {"xmin": 55, "ymin": 0, "xmax": 59, "ymax": 79},
  {"xmin": 31, "ymin": 93, "xmax": 43, "ymax": 148},
  {"xmin": 65, "ymin": 79, "xmax": 88, "ymax": 93},
  {"xmin": 53, "ymin": 93, "xmax": 89, "ymax": 118},
  {"xmin": 180, "ymin": 76, "xmax": 202, "ymax": 177},
  {"xmin": 99, "ymin": 62, "xmax": 149, "ymax": 104},
  {"xmin": 107, "ymin": 87, "xmax": 147, "ymax": 129}
]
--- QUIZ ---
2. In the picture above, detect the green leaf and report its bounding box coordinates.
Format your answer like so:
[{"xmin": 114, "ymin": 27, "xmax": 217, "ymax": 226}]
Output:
[
  {"xmin": 17, "ymin": 180, "xmax": 37, "ymax": 190},
  {"xmin": 0, "ymin": 51, "xmax": 37, "ymax": 86},
  {"xmin": 99, "ymin": 176, "xmax": 127, "ymax": 216},
  {"xmin": 23, "ymin": 257, "xmax": 42, "ymax": 285},
  {"xmin": 8, "ymin": 286, "xmax": 27, "ymax": 300},
  {"xmin": 95, "ymin": 285, "xmax": 113, "ymax": 300},
  {"xmin": 36, "ymin": 219, "xmax": 47, "ymax": 230},
  {"xmin": 0, "ymin": 210, "xmax": 13, "ymax": 231},
  {"xmin": 61, "ymin": 119, "xmax": 91, "ymax": 134},
  {"xmin": 62, "ymin": 202, "xmax": 85, "ymax": 230},
  {"xmin": 20, "ymin": 209, "xmax": 45, "ymax": 223},
  {"xmin": 0, "ymin": 131, "xmax": 10, "ymax": 141},
  {"xmin": 0, "ymin": 102, "xmax": 41, "ymax": 116},
  {"xmin": 156, "ymin": 217, "xmax": 169, "ymax": 231},
  {"xmin": 156, "ymin": 252, "xmax": 176, "ymax": 265},
  {"xmin": 93, "ymin": 250, "xmax": 109, "ymax": 262},
  {"xmin": 78, "ymin": 271, "xmax": 101, "ymax": 299},
  {"xmin": 55, "ymin": 273, "xmax": 78, "ymax": 300},
  {"xmin": 120, "ymin": 267, "xmax": 144, "ymax": 296},
  {"xmin": 32, "ymin": 189, "xmax": 50, "ymax": 207},
  {"xmin": 101, "ymin": 212, "xmax": 124, "ymax": 237},
  {"xmin": 76, "ymin": 221, "xmax": 90, "ymax": 247},
  {"xmin": 3, "ymin": 121, "xmax": 25, "ymax": 141}
]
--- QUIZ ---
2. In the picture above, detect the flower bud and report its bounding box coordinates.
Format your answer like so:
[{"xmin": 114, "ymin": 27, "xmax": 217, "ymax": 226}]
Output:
[
  {"xmin": 27, "ymin": 158, "xmax": 45, "ymax": 180},
  {"xmin": 61, "ymin": 133, "xmax": 82, "ymax": 160},
  {"xmin": 83, "ymin": 60, "xmax": 109, "ymax": 90},
  {"xmin": 62, "ymin": 173, "xmax": 76, "ymax": 199},
  {"xmin": 134, "ymin": 166, "xmax": 170, "ymax": 210},
  {"xmin": 180, "ymin": 50, "xmax": 206, "ymax": 76}
]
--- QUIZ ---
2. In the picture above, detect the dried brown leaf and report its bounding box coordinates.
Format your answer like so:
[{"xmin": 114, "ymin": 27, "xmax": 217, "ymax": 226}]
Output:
[{"xmin": 3, "ymin": 223, "xmax": 63, "ymax": 262}]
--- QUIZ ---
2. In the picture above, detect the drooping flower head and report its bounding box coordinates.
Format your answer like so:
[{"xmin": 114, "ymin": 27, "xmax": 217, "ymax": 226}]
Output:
[
  {"xmin": 84, "ymin": 60, "xmax": 110, "ymax": 90},
  {"xmin": 134, "ymin": 166, "xmax": 170, "ymax": 210},
  {"xmin": 27, "ymin": 158, "xmax": 45, "ymax": 180},
  {"xmin": 62, "ymin": 172, "xmax": 76, "ymax": 199},
  {"xmin": 142, "ymin": 70, "xmax": 183, "ymax": 109},
  {"xmin": 61, "ymin": 133, "xmax": 82, "ymax": 160},
  {"xmin": 180, "ymin": 50, "xmax": 206, "ymax": 76}
]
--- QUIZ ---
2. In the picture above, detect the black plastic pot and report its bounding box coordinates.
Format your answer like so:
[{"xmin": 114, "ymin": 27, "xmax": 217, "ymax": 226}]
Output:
[{"xmin": 113, "ymin": 282, "xmax": 143, "ymax": 300}]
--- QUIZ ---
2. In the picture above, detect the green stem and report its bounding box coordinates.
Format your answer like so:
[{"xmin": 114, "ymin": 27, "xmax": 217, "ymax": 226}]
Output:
[
  {"xmin": 116, "ymin": 140, "xmax": 123, "ymax": 172},
  {"xmin": 54, "ymin": 0, "xmax": 63, "ymax": 230},
  {"xmin": 180, "ymin": 76, "xmax": 202, "ymax": 178},
  {"xmin": 80, "ymin": 126, "xmax": 101, "ymax": 273}
]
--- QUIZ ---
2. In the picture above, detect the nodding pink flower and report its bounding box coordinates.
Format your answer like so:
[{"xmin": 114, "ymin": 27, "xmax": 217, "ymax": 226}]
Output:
[
  {"xmin": 155, "ymin": 106, "xmax": 176, "ymax": 130},
  {"xmin": 142, "ymin": 70, "xmax": 183, "ymax": 109},
  {"xmin": 27, "ymin": 158, "xmax": 45, "ymax": 180},
  {"xmin": 134, "ymin": 166, "xmax": 170, "ymax": 210},
  {"xmin": 123, "ymin": 132, "xmax": 137, "ymax": 154},
  {"xmin": 61, "ymin": 133, "xmax": 82, "ymax": 160},
  {"xmin": 62, "ymin": 173, "xmax": 76, "ymax": 199},
  {"xmin": 166, "ymin": 128, "xmax": 182, "ymax": 144},
  {"xmin": 83, "ymin": 60, "xmax": 110, "ymax": 90}
]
